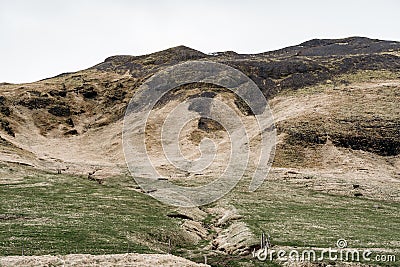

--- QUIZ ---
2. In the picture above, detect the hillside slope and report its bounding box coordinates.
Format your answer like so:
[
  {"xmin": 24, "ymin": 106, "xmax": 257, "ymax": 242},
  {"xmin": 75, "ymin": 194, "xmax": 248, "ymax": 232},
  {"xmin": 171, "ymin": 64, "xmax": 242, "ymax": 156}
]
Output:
[
  {"xmin": 0, "ymin": 37, "xmax": 399, "ymax": 183},
  {"xmin": 0, "ymin": 37, "xmax": 400, "ymax": 266}
]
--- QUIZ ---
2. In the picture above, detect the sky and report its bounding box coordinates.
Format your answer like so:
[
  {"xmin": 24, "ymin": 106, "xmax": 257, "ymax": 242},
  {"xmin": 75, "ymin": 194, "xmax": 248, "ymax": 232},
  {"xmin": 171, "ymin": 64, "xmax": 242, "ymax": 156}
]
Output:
[{"xmin": 1, "ymin": 0, "xmax": 400, "ymax": 83}]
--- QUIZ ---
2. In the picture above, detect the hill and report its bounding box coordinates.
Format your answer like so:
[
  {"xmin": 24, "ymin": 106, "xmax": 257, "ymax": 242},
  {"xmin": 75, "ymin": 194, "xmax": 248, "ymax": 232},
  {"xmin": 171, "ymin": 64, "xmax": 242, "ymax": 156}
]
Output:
[{"xmin": 0, "ymin": 37, "xmax": 399, "ymax": 266}]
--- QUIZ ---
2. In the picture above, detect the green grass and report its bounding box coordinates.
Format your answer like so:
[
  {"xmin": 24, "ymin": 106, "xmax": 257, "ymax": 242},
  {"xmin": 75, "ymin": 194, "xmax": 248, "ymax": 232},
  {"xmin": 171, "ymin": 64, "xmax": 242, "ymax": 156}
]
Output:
[
  {"xmin": 228, "ymin": 179, "xmax": 400, "ymax": 249},
  {"xmin": 0, "ymin": 165, "xmax": 185, "ymax": 256},
  {"xmin": 1, "ymin": 164, "xmax": 399, "ymax": 266},
  {"xmin": 219, "ymin": 178, "xmax": 400, "ymax": 266}
]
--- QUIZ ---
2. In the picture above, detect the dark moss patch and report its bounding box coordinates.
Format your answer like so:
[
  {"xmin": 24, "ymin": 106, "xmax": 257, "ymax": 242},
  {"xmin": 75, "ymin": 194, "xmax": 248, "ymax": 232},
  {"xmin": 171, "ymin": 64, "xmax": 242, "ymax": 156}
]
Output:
[
  {"xmin": 75, "ymin": 84, "xmax": 98, "ymax": 99},
  {"xmin": 49, "ymin": 89, "xmax": 67, "ymax": 97},
  {"xmin": 66, "ymin": 118, "xmax": 74, "ymax": 127},
  {"xmin": 82, "ymin": 89, "xmax": 97, "ymax": 99},
  {"xmin": 279, "ymin": 118, "xmax": 400, "ymax": 156},
  {"xmin": 0, "ymin": 119, "xmax": 15, "ymax": 137},
  {"xmin": 48, "ymin": 105, "xmax": 71, "ymax": 117},
  {"xmin": 0, "ymin": 97, "xmax": 11, "ymax": 116},
  {"xmin": 234, "ymin": 96, "xmax": 254, "ymax": 116},
  {"xmin": 198, "ymin": 117, "xmax": 224, "ymax": 132},
  {"xmin": 64, "ymin": 129, "xmax": 78, "ymax": 136},
  {"xmin": 0, "ymin": 106, "xmax": 11, "ymax": 116},
  {"xmin": 107, "ymin": 88, "xmax": 126, "ymax": 102},
  {"xmin": 18, "ymin": 97, "xmax": 53, "ymax": 109},
  {"xmin": 332, "ymin": 134, "xmax": 400, "ymax": 156}
]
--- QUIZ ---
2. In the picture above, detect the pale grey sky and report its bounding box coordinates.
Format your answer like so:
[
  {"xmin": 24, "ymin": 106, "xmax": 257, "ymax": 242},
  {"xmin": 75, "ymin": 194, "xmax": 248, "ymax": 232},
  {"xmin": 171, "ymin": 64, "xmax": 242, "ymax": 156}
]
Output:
[{"xmin": 1, "ymin": 0, "xmax": 399, "ymax": 83}]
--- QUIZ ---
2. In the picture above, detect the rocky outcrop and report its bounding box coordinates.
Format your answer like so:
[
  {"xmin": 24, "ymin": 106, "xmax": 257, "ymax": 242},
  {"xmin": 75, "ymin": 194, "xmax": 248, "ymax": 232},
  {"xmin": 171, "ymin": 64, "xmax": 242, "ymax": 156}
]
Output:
[
  {"xmin": 167, "ymin": 205, "xmax": 257, "ymax": 256},
  {"xmin": 212, "ymin": 221, "xmax": 256, "ymax": 256}
]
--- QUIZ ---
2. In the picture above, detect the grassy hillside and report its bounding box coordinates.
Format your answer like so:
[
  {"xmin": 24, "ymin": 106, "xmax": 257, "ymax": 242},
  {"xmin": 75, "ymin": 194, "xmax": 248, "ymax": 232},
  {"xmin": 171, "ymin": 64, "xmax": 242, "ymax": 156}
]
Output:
[{"xmin": 0, "ymin": 38, "xmax": 399, "ymax": 266}]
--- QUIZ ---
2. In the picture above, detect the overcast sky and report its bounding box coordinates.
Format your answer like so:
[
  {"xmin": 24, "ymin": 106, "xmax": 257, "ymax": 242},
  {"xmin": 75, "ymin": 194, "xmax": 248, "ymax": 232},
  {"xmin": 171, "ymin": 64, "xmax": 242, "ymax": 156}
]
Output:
[{"xmin": 1, "ymin": 0, "xmax": 399, "ymax": 83}]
